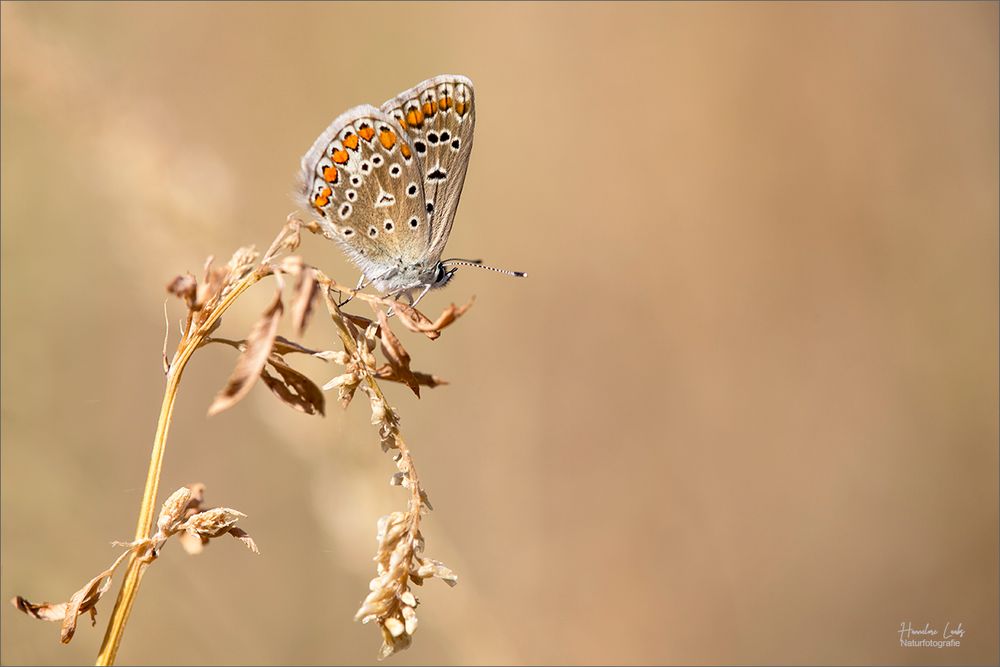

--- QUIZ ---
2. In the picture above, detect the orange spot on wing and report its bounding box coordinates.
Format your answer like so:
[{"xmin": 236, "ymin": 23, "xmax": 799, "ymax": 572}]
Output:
[
  {"xmin": 439, "ymin": 96, "xmax": 453, "ymax": 111},
  {"xmin": 455, "ymin": 101, "xmax": 468, "ymax": 116},
  {"xmin": 358, "ymin": 125, "xmax": 375, "ymax": 142},
  {"xmin": 332, "ymin": 149, "xmax": 349, "ymax": 164},
  {"xmin": 405, "ymin": 107, "xmax": 424, "ymax": 128},
  {"xmin": 422, "ymin": 101, "xmax": 436, "ymax": 117},
  {"xmin": 400, "ymin": 143, "xmax": 412, "ymax": 159},
  {"xmin": 343, "ymin": 133, "xmax": 359, "ymax": 150},
  {"xmin": 323, "ymin": 166, "xmax": 339, "ymax": 184},
  {"xmin": 379, "ymin": 129, "xmax": 396, "ymax": 150},
  {"xmin": 314, "ymin": 186, "xmax": 332, "ymax": 209}
]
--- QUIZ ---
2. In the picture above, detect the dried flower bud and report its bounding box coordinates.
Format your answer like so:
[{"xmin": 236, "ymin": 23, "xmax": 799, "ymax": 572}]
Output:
[
  {"xmin": 181, "ymin": 508, "xmax": 246, "ymax": 539},
  {"xmin": 157, "ymin": 487, "xmax": 193, "ymax": 536}
]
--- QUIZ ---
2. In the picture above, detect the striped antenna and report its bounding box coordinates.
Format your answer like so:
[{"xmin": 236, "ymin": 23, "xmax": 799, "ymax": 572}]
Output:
[{"xmin": 441, "ymin": 258, "xmax": 527, "ymax": 278}]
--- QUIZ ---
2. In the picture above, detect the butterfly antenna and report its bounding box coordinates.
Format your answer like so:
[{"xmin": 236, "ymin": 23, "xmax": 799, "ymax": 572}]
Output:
[{"xmin": 441, "ymin": 258, "xmax": 527, "ymax": 278}]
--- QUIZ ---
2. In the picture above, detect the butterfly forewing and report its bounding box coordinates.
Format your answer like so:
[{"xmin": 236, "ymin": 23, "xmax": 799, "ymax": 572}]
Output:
[
  {"xmin": 381, "ymin": 75, "xmax": 476, "ymax": 260},
  {"xmin": 299, "ymin": 104, "xmax": 431, "ymax": 283}
]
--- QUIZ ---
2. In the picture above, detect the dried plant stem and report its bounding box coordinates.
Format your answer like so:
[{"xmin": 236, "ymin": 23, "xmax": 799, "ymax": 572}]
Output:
[
  {"xmin": 95, "ymin": 271, "xmax": 266, "ymax": 666},
  {"xmin": 325, "ymin": 287, "xmax": 423, "ymax": 514}
]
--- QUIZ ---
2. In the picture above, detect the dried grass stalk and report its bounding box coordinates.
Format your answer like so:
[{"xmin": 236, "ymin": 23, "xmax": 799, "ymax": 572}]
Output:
[{"xmin": 13, "ymin": 216, "xmax": 472, "ymax": 663}]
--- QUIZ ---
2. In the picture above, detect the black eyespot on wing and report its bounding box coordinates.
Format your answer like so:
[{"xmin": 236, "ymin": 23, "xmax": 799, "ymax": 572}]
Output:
[
  {"xmin": 440, "ymin": 131, "xmax": 450, "ymax": 142},
  {"xmin": 414, "ymin": 141, "xmax": 427, "ymax": 154},
  {"xmin": 427, "ymin": 132, "xmax": 439, "ymax": 144},
  {"xmin": 385, "ymin": 220, "xmax": 394, "ymax": 231},
  {"xmin": 451, "ymin": 139, "xmax": 461, "ymax": 150},
  {"xmin": 407, "ymin": 184, "xmax": 418, "ymax": 196},
  {"xmin": 426, "ymin": 201, "xmax": 434, "ymax": 214},
  {"xmin": 369, "ymin": 227, "xmax": 377, "ymax": 237},
  {"xmin": 409, "ymin": 217, "xmax": 419, "ymax": 228}
]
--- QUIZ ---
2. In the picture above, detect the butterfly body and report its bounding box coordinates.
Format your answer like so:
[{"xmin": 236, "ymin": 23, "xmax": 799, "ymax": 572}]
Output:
[{"xmin": 299, "ymin": 75, "xmax": 480, "ymax": 301}]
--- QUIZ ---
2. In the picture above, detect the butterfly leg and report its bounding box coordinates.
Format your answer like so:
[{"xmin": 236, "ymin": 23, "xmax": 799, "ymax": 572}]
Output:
[
  {"xmin": 337, "ymin": 274, "xmax": 368, "ymax": 308},
  {"xmin": 409, "ymin": 283, "xmax": 433, "ymax": 310}
]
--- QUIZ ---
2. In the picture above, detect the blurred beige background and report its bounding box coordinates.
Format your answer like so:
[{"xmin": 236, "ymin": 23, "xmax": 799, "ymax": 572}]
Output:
[{"xmin": 1, "ymin": 2, "xmax": 997, "ymax": 665}]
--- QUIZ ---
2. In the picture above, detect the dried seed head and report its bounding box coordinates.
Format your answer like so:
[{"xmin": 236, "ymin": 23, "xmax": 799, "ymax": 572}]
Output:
[
  {"xmin": 181, "ymin": 507, "xmax": 247, "ymax": 539},
  {"xmin": 156, "ymin": 487, "xmax": 193, "ymax": 536}
]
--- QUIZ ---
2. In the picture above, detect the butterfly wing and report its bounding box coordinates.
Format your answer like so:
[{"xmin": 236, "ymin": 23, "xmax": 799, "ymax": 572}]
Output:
[
  {"xmin": 299, "ymin": 105, "xmax": 431, "ymax": 287},
  {"xmin": 381, "ymin": 75, "xmax": 475, "ymax": 261}
]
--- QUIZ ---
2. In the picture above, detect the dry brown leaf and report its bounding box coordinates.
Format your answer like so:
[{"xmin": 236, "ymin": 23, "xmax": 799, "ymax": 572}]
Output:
[
  {"xmin": 11, "ymin": 596, "xmax": 68, "ymax": 623},
  {"xmin": 228, "ymin": 527, "xmax": 260, "ymax": 554},
  {"xmin": 345, "ymin": 312, "xmax": 375, "ymax": 331},
  {"xmin": 291, "ymin": 268, "xmax": 318, "ymax": 337},
  {"xmin": 378, "ymin": 311, "xmax": 420, "ymax": 397},
  {"xmin": 392, "ymin": 303, "xmax": 440, "ymax": 340},
  {"xmin": 373, "ymin": 365, "xmax": 447, "ymax": 390},
  {"xmin": 422, "ymin": 298, "xmax": 475, "ymax": 332},
  {"xmin": 196, "ymin": 257, "xmax": 228, "ymax": 310},
  {"xmin": 271, "ymin": 336, "xmax": 322, "ymax": 357},
  {"xmin": 166, "ymin": 273, "xmax": 197, "ymax": 306},
  {"xmin": 59, "ymin": 567, "xmax": 115, "ymax": 643},
  {"xmin": 207, "ymin": 290, "xmax": 283, "ymax": 416},
  {"xmin": 12, "ymin": 546, "xmax": 134, "ymax": 644},
  {"xmin": 261, "ymin": 356, "xmax": 326, "ymax": 416}
]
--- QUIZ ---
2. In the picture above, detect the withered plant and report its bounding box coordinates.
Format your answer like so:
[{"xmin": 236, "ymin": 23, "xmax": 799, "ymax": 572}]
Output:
[{"xmin": 12, "ymin": 217, "xmax": 471, "ymax": 663}]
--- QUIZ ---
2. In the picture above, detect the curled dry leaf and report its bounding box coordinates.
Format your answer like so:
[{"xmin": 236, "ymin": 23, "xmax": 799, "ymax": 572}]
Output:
[
  {"xmin": 11, "ymin": 596, "xmax": 68, "ymax": 623},
  {"xmin": 228, "ymin": 527, "xmax": 260, "ymax": 554},
  {"xmin": 373, "ymin": 365, "xmax": 447, "ymax": 390},
  {"xmin": 207, "ymin": 290, "xmax": 283, "ymax": 416},
  {"xmin": 166, "ymin": 273, "xmax": 197, "ymax": 307},
  {"xmin": 261, "ymin": 355, "xmax": 326, "ymax": 416},
  {"xmin": 11, "ymin": 548, "xmax": 131, "ymax": 644},
  {"xmin": 378, "ymin": 311, "xmax": 420, "ymax": 397},
  {"xmin": 291, "ymin": 267, "xmax": 318, "ymax": 337},
  {"xmin": 391, "ymin": 299, "xmax": 475, "ymax": 341},
  {"xmin": 271, "ymin": 335, "xmax": 323, "ymax": 357},
  {"xmin": 197, "ymin": 258, "xmax": 228, "ymax": 310}
]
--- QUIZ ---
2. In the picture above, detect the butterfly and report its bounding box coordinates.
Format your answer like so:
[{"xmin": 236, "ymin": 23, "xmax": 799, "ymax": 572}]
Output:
[{"xmin": 298, "ymin": 74, "xmax": 524, "ymax": 307}]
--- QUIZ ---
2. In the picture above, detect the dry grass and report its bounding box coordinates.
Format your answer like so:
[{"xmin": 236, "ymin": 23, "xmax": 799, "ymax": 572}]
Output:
[{"xmin": 11, "ymin": 217, "xmax": 467, "ymax": 663}]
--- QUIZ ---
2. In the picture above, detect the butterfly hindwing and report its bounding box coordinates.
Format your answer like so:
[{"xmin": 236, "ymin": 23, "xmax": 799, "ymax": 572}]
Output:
[
  {"xmin": 299, "ymin": 104, "xmax": 431, "ymax": 284},
  {"xmin": 381, "ymin": 75, "xmax": 476, "ymax": 261}
]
